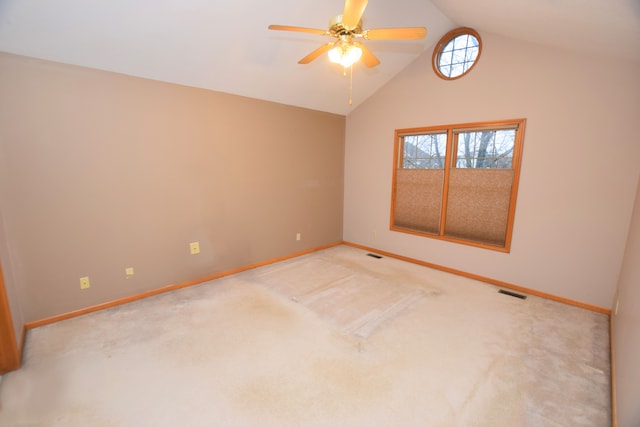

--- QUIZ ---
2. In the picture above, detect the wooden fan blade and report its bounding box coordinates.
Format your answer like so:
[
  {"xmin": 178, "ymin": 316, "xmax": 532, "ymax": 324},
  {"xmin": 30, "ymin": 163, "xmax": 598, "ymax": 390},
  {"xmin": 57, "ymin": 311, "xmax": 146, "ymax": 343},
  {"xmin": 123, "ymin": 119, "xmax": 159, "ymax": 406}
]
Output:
[
  {"xmin": 342, "ymin": 0, "xmax": 368, "ymax": 28},
  {"xmin": 268, "ymin": 25, "xmax": 328, "ymax": 36},
  {"xmin": 357, "ymin": 43, "xmax": 380, "ymax": 68},
  {"xmin": 364, "ymin": 27, "xmax": 427, "ymax": 40},
  {"xmin": 299, "ymin": 42, "xmax": 335, "ymax": 64}
]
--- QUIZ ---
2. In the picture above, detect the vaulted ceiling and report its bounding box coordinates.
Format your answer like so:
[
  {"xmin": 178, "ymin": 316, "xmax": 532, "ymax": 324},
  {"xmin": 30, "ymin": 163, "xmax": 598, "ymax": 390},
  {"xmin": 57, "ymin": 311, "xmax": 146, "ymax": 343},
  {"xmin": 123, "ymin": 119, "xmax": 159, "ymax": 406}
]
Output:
[{"xmin": 0, "ymin": 0, "xmax": 638, "ymax": 115}]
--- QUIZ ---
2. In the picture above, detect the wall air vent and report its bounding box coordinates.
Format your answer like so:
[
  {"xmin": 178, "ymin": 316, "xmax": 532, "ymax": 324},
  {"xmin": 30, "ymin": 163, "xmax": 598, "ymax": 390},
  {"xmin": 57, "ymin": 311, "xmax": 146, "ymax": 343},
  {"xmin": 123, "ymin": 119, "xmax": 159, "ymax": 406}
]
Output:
[{"xmin": 498, "ymin": 289, "xmax": 527, "ymax": 300}]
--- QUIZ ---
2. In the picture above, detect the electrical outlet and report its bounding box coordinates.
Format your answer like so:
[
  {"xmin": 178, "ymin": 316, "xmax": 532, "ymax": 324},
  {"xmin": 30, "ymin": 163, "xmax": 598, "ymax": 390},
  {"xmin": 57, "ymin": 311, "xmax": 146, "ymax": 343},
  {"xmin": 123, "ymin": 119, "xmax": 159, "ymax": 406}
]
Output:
[
  {"xmin": 296, "ymin": 232, "xmax": 301, "ymax": 241},
  {"xmin": 125, "ymin": 267, "xmax": 135, "ymax": 276},
  {"xmin": 80, "ymin": 276, "xmax": 90, "ymax": 290},
  {"xmin": 190, "ymin": 242, "xmax": 200, "ymax": 255}
]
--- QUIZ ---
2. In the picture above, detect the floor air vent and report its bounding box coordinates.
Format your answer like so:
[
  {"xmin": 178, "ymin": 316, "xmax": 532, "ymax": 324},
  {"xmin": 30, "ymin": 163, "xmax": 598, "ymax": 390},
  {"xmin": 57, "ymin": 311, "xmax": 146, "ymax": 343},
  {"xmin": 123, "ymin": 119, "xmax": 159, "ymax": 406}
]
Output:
[
  {"xmin": 498, "ymin": 289, "xmax": 527, "ymax": 300},
  {"xmin": 366, "ymin": 253, "xmax": 383, "ymax": 259}
]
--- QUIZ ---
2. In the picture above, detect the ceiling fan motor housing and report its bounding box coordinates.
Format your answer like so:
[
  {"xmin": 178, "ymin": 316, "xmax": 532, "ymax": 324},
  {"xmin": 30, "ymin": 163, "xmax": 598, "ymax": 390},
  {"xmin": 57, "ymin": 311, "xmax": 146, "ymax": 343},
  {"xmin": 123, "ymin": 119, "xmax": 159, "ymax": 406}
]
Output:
[{"xmin": 330, "ymin": 15, "xmax": 363, "ymax": 38}]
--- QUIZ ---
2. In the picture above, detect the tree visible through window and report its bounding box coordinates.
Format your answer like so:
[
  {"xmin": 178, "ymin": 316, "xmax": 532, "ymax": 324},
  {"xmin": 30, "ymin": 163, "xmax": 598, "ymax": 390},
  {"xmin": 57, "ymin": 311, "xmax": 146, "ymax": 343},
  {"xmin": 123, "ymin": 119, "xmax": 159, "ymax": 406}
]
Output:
[
  {"xmin": 456, "ymin": 130, "xmax": 514, "ymax": 168},
  {"xmin": 391, "ymin": 119, "xmax": 526, "ymax": 251},
  {"xmin": 402, "ymin": 133, "xmax": 446, "ymax": 169}
]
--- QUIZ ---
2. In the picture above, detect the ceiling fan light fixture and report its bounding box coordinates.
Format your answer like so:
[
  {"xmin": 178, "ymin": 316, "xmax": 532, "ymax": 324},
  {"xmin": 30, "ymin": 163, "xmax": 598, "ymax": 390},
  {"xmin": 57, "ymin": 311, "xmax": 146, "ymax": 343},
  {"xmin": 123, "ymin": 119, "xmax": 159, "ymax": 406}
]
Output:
[{"xmin": 328, "ymin": 42, "xmax": 362, "ymax": 67}]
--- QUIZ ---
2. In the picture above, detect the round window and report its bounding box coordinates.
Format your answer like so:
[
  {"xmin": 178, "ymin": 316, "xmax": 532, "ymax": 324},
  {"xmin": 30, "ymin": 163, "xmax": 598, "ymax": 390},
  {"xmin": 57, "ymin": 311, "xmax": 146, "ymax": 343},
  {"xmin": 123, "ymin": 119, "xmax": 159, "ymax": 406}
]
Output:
[{"xmin": 432, "ymin": 28, "xmax": 482, "ymax": 80}]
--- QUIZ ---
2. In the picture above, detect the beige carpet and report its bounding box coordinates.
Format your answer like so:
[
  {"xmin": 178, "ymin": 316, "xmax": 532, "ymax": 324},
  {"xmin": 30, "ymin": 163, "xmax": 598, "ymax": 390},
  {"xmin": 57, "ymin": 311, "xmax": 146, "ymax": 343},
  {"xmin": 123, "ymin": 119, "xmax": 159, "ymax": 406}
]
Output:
[{"xmin": 0, "ymin": 245, "xmax": 611, "ymax": 426}]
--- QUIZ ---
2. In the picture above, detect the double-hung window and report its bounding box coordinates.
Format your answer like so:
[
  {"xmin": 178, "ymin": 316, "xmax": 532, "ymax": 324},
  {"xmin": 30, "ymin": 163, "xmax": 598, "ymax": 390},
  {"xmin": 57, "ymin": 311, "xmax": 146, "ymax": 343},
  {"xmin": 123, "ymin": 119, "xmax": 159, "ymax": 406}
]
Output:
[{"xmin": 391, "ymin": 119, "xmax": 526, "ymax": 251}]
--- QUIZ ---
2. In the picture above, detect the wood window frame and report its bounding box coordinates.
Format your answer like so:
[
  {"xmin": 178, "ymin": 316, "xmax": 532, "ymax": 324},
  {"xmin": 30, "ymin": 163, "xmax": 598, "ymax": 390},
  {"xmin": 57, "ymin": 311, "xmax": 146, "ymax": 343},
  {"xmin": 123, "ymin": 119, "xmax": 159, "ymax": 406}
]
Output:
[
  {"xmin": 432, "ymin": 27, "xmax": 482, "ymax": 81},
  {"xmin": 390, "ymin": 118, "xmax": 526, "ymax": 252}
]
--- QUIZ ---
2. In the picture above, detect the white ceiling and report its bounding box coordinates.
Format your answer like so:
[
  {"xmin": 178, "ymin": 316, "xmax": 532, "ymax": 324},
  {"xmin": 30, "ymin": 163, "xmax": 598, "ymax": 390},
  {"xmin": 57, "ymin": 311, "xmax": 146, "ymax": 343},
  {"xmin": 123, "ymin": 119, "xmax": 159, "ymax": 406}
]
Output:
[{"xmin": 0, "ymin": 0, "xmax": 638, "ymax": 115}]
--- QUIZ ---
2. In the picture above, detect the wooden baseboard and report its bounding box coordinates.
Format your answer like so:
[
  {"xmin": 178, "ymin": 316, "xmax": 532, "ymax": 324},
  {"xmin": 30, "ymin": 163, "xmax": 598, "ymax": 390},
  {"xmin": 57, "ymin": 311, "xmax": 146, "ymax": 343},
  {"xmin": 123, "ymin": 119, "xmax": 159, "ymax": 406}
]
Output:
[
  {"xmin": 25, "ymin": 241, "xmax": 342, "ymax": 330},
  {"xmin": 24, "ymin": 239, "xmax": 610, "ymax": 326},
  {"xmin": 342, "ymin": 241, "xmax": 612, "ymax": 315}
]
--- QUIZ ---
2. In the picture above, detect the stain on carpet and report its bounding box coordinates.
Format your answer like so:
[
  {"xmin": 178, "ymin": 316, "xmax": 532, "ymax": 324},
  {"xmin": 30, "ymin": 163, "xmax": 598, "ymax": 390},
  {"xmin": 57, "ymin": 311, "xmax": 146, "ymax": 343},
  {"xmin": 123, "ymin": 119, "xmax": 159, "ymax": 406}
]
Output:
[{"xmin": 252, "ymin": 253, "xmax": 439, "ymax": 340}]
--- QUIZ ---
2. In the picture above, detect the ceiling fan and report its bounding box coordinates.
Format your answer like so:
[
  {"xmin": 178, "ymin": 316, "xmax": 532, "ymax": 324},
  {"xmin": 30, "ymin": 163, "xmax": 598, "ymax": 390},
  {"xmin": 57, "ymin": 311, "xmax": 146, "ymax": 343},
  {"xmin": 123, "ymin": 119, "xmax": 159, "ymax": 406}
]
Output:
[{"xmin": 268, "ymin": 0, "xmax": 427, "ymax": 69}]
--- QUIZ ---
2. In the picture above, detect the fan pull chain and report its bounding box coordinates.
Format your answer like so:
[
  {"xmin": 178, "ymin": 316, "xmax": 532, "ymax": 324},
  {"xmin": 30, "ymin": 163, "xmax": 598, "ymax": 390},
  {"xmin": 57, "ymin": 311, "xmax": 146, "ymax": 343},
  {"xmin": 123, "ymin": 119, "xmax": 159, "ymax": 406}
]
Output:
[{"xmin": 349, "ymin": 65, "xmax": 353, "ymax": 106}]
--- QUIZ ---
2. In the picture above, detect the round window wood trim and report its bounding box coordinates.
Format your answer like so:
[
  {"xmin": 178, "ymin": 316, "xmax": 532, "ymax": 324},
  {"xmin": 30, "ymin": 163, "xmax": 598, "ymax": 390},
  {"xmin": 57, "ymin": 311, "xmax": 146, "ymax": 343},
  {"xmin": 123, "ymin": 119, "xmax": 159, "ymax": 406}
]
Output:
[{"xmin": 432, "ymin": 27, "xmax": 482, "ymax": 80}]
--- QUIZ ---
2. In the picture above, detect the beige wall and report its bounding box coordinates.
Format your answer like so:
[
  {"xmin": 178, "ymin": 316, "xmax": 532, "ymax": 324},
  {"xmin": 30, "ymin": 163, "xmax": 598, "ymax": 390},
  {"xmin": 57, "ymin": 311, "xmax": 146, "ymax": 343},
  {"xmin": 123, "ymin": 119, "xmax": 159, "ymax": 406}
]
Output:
[
  {"xmin": 613, "ymin": 176, "xmax": 640, "ymax": 427},
  {"xmin": 0, "ymin": 52, "xmax": 345, "ymax": 322},
  {"xmin": 344, "ymin": 32, "xmax": 640, "ymax": 309}
]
